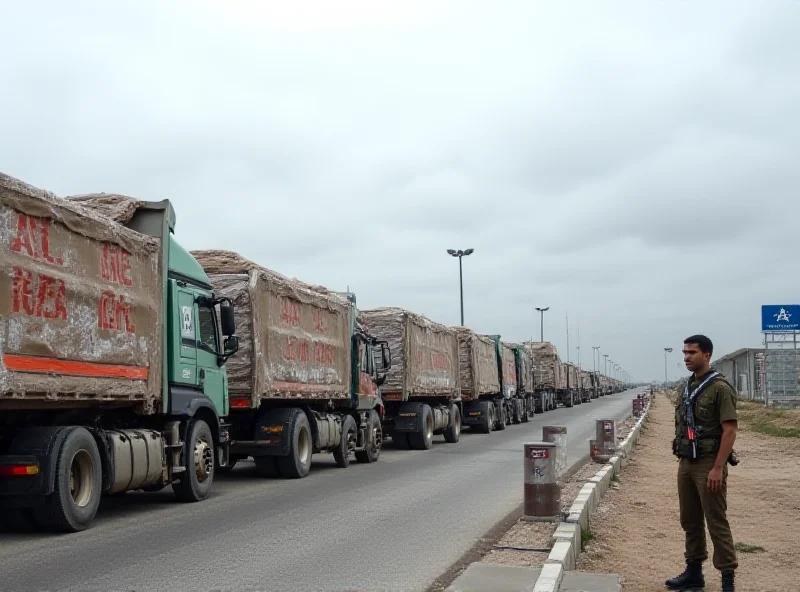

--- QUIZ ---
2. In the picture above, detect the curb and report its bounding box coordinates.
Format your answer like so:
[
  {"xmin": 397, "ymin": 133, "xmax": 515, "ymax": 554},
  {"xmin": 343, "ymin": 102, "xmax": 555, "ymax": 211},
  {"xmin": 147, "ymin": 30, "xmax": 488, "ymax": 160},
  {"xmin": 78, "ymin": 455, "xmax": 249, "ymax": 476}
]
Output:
[{"xmin": 532, "ymin": 398, "xmax": 652, "ymax": 592}]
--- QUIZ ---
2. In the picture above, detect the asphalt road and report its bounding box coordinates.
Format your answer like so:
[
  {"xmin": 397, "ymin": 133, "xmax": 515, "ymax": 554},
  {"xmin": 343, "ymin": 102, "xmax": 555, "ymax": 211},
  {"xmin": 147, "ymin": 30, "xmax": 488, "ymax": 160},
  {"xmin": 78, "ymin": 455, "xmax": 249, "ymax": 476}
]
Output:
[{"xmin": 0, "ymin": 390, "xmax": 640, "ymax": 592}]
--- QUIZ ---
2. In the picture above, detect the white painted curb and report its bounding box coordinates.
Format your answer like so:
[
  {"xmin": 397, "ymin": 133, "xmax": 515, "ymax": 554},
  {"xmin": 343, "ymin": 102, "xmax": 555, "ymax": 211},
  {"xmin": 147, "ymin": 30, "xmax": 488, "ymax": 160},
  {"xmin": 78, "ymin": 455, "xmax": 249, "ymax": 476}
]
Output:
[{"xmin": 531, "ymin": 398, "xmax": 652, "ymax": 592}]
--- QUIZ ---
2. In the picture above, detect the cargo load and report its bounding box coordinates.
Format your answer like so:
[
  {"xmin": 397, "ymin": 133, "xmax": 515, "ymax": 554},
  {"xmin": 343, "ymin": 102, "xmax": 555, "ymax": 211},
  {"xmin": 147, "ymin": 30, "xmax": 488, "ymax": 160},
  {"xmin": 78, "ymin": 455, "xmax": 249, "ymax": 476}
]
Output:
[
  {"xmin": 360, "ymin": 307, "xmax": 459, "ymax": 401},
  {"xmin": 528, "ymin": 341, "xmax": 565, "ymax": 390},
  {"xmin": 455, "ymin": 328, "xmax": 500, "ymax": 400},
  {"xmin": 498, "ymin": 340, "xmax": 517, "ymax": 398},
  {"xmin": 191, "ymin": 250, "xmax": 352, "ymax": 405},
  {"xmin": 0, "ymin": 173, "xmax": 164, "ymax": 412}
]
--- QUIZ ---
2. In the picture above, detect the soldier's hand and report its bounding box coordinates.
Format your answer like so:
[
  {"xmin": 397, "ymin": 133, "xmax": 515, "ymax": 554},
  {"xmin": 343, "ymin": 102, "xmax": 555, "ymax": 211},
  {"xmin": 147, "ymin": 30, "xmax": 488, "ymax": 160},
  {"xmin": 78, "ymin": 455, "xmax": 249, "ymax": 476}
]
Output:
[{"xmin": 707, "ymin": 466, "xmax": 723, "ymax": 492}]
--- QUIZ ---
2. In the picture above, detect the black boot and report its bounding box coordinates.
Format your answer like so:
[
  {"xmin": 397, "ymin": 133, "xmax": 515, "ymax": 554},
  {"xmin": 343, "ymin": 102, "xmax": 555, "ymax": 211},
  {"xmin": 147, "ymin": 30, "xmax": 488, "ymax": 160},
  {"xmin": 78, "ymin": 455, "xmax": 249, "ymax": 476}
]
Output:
[
  {"xmin": 721, "ymin": 570, "xmax": 735, "ymax": 591},
  {"xmin": 665, "ymin": 561, "xmax": 705, "ymax": 590}
]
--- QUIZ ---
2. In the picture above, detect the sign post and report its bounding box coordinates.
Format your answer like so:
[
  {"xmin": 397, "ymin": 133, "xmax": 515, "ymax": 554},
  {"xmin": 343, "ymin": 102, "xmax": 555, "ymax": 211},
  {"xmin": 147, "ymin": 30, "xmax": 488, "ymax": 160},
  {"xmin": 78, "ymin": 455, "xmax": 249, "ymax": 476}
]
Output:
[{"xmin": 760, "ymin": 305, "xmax": 800, "ymax": 407}]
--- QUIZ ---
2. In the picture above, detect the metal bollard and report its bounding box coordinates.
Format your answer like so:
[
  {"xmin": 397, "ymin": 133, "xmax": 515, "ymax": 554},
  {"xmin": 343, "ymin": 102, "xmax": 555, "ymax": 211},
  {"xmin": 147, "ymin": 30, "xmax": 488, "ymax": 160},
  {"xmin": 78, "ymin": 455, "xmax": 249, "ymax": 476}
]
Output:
[
  {"xmin": 596, "ymin": 419, "xmax": 617, "ymax": 456},
  {"xmin": 542, "ymin": 426, "xmax": 567, "ymax": 478},
  {"xmin": 523, "ymin": 441, "xmax": 560, "ymax": 521}
]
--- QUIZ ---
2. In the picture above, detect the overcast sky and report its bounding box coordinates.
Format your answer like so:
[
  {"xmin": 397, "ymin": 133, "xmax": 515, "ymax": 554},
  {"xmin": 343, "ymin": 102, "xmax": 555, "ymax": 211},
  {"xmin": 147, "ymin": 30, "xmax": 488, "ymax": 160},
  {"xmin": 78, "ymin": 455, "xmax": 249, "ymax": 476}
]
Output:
[{"xmin": 2, "ymin": 1, "xmax": 798, "ymax": 381}]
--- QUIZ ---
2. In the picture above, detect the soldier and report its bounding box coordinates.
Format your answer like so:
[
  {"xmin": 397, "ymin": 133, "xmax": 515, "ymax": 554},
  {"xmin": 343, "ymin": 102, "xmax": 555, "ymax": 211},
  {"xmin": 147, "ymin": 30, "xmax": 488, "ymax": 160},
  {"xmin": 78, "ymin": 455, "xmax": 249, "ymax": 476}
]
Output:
[{"xmin": 666, "ymin": 335, "xmax": 738, "ymax": 591}]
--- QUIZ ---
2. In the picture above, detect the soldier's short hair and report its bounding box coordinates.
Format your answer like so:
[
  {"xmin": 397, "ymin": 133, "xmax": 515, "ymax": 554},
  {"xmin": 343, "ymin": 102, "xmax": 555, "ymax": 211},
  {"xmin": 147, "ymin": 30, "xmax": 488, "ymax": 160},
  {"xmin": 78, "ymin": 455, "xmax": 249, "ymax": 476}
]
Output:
[{"xmin": 684, "ymin": 334, "xmax": 713, "ymax": 354}]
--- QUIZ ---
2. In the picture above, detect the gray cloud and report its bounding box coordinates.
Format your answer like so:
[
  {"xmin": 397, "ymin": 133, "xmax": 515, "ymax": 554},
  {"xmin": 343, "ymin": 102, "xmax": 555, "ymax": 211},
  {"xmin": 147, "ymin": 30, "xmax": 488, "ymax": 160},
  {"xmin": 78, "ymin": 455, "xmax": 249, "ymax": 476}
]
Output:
[{"xmin": 2, "ymin": 0, "xmax": 799, "ymax": 380}]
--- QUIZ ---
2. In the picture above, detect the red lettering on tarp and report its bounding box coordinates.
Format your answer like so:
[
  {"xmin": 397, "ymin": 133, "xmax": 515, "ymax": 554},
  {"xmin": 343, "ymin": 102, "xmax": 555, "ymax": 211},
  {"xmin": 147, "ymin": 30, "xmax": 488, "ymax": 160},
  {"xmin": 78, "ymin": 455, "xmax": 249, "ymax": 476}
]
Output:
[
  {"xmin": 100, "ymin": 244, "xmax": 133, "ymax": 286},
  {"xmin": 11, "ymin": 267, "xmax": 67, "ymax": 320},
  {"xmin": 314, "ymin": 343, "xmax": 335, "ymax": 366},
  {"xmin": 98, "ymin": 290, "xmax": 136, "ymax": 333},
  {"xmin": 313, "ymin": 310, "xmax": 328, "ymax": 334},
  {"xmin": 431, "ymin": 352, "xmax": 449, "ymax": 370},
  {"xmin": 10, "ymin": 214, "xmax": 64, "ymax": 265},
  {"xmin": 284, "ymin": 337, "xmax": 297, "ymax": 362},
  {"xmin": 298, "ymin": 340, "xmax": 309, "ymax": 363},
  {"xmin": 280, "ymin": 298, "xmax": 300, "ymax": 327}
]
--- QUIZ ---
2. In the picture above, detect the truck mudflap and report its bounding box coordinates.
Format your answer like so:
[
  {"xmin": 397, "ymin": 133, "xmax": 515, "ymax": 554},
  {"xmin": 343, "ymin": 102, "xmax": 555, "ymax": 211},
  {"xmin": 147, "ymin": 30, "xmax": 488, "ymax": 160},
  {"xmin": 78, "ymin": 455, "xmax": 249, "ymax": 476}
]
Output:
[
  {"xmin": 230, "ymin": 407, "xmax": 302, "ymax": 457},
  {"xmin": 0, "ymin": 427, "xmax": 72, "ymax": 500},
  {"xmin": 462, "ymin": 400, "xmax": 486, "ymax": 426}
]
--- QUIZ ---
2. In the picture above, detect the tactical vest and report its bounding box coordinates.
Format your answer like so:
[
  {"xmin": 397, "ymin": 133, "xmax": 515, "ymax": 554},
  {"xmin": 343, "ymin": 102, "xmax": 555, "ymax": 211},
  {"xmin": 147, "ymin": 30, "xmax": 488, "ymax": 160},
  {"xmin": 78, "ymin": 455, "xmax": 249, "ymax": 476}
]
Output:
[{"xmin": 672, "ymin": 370, "xmax": 731, "ymax": 460}]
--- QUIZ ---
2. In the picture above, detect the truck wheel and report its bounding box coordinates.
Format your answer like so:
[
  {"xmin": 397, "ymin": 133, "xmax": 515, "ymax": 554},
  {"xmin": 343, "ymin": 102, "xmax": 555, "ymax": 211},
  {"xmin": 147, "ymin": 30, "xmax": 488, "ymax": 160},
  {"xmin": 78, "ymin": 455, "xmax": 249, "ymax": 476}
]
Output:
[
  {"xmin": 33, "ymin": 427, "xmax": 102, "ymax": 533},
  {"xmin": 355, "ymin": 410, "xmax": 382, "ymax": 463},
  {"xmin": 333, "ymin": 415, "xmax": 357, "ymax": 468},
  {"xmin": 443, "ymin": 404, "xmax": 461, "ymax": 443},
  {"xmin": 277, "ymin": 412, "xmax": 312, "ymax": 478},
  {"xmin": 478, "ymin": 400, "xmax": 493, "ymax": 434},
  {"xmin": 408, "ymin": 404, "xmax": 433, "ymax": 450},
  {"xmin": 495, "ymin": 403, "xmax": 507, "ymax": 431},
  {"xmin": 173, "ymin": 419, "xmax": 214, "ymax": 503}
]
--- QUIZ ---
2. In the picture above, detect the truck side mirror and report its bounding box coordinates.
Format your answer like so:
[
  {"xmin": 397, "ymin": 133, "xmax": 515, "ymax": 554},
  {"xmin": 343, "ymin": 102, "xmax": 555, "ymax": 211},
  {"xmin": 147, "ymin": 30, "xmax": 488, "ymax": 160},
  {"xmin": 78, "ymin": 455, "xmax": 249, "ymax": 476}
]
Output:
[
  {"xmin": 221, "ymin": 303, "xmax": 236, "ymax": 336},
  {"xmin": 380, "ymin": 342, "xmax": 392, "ymax": 370},
  {"xmin": 224, "ymin": 335, "xmax": 239, "ymax": 356}
]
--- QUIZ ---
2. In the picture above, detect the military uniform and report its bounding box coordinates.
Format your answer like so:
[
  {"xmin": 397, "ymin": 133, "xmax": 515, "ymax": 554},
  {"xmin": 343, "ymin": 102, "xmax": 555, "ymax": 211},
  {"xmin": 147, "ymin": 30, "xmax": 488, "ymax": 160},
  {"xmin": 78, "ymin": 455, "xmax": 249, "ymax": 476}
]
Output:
[{"xmin": 671, "ymin": 369, "xmax": 738, "ymax": 587}]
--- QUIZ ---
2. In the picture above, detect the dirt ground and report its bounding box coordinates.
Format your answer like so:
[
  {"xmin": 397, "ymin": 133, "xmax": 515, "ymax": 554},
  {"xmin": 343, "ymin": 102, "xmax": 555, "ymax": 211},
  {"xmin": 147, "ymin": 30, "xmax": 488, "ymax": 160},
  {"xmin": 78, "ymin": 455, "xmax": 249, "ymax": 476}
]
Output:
[
  {"xmin": 578, "ymin": 392, "xmax": 800, "ymax": 592},
  {"xmin": 480, "ymin": 413, "xmax": 638, "ymax": 570}
]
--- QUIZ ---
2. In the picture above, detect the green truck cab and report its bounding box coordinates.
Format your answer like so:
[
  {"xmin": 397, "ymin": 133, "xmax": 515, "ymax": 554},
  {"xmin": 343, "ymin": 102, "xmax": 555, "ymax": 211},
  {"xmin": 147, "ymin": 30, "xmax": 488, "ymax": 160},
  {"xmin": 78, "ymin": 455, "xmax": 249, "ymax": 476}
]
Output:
[{"xmin": 0, "ymin": 174, "xmax": 238, "ymax": 533}]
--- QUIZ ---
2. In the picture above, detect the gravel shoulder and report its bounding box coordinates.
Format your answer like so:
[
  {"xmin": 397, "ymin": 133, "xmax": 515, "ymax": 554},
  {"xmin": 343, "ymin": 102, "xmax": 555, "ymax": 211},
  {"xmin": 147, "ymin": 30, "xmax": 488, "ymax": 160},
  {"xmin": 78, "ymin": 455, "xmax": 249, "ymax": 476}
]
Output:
[
  {"xmin": 577, "ymin": 392, "xmax": 800, "ymax": 592},
  {"xmin": 477, "ymin": 411, "xmax": 639, "ymax": 571}
]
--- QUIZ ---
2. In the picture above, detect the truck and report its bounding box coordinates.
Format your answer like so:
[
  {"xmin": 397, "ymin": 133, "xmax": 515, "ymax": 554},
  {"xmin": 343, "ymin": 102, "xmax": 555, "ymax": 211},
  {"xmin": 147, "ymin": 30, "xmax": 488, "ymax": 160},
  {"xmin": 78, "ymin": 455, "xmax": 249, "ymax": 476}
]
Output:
[
  {"xmin": 456, "ymin": 328, "xmax": 503, "ymax": 433},
  {"xmin": 0, "ymin": 173, "xmax": 239, "ymax": 532},
  {"xmin": 359, "ymin": 307, "xmax": 461, "ymax": 450},
  {"xmin": 528, "ymin": 341, "xmax": 563, "ymax": 411},
  {"xmin": 191, "ymin": 250, "xmax": 391, "ymax": 478},
  {"xmin": 578, "ymin": 369, "xmax": 593, "ymax": 403},
  {"xmin": 563, "ymin": 362, "xmax": 580, "ymax": 406}
]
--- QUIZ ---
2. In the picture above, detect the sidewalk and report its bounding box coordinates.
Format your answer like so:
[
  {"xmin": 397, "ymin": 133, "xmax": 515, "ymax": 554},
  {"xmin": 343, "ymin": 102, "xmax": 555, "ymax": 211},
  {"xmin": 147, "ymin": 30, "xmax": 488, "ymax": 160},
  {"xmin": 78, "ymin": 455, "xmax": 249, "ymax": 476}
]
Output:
[{"xmin": 577, "ymin": 392, "xmax": 800, "ymax": 591}]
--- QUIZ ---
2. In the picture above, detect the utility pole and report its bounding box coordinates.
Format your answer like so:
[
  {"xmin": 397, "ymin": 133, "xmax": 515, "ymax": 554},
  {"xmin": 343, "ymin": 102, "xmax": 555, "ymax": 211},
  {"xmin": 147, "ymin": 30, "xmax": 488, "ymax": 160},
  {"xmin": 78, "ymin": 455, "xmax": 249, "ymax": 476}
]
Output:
[
  {"xmin": 664, "ymin": 347, "xmax": 673, "ymax": 384},
  {"xmin": 535, "ymin": 307, "xmax": 549, "ymax": 341},
  {"xmin": 446, "ymin": 248, "xmax": 474, "ymax": 326}
]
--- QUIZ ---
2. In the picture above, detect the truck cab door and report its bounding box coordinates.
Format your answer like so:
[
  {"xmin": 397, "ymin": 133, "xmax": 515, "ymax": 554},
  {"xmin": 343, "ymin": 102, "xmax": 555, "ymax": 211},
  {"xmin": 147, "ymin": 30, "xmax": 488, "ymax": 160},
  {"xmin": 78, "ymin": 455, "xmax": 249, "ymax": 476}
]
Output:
[{"xmin": 195, "ymin": 300, "xmax": 228, "ymax": 416}]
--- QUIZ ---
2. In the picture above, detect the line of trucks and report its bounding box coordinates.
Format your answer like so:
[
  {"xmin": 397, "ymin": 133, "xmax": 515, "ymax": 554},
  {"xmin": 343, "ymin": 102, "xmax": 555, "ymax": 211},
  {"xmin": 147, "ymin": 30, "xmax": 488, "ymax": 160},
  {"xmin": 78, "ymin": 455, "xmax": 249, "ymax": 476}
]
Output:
[{"xmin": 0, "ymin": 172, "xmax": 625, "ymax": 532}]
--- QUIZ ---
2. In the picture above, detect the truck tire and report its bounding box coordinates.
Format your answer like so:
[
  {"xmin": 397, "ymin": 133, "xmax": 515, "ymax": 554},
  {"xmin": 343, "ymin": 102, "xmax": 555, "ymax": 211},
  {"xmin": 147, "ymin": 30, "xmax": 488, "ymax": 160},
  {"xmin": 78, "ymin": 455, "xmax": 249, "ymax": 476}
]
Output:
[
  {"xmin": 278, "ymin": 412, "xmax": 312, "ymax": 478},
  {"xmin": 408, "ymin": 404, "xmax": 433, "ymax": 450},
  {"xmin": 443, "ymin": 404, "xmax": 461, "ymax": 443},
  {"xmin": 495, "ymin": 402, "xmax": 507, "ymax": 431},
  {"xmin": 355, "ymin": 410, "xmax": 382, "ymax": 463},
  {"xmin": 173, "ymin": 419, "xmax": 215, "ymax": 502},
  {"xmin": 333, "ymin": 415, "xmax": 357, "ymax": 468},
  {"xmin": 478, "ymin": 400, "xmax": 493, "ymax": 434},
  {"xmin": 33, "ymin": 427, "xmax": 102, "ymax": 533}
]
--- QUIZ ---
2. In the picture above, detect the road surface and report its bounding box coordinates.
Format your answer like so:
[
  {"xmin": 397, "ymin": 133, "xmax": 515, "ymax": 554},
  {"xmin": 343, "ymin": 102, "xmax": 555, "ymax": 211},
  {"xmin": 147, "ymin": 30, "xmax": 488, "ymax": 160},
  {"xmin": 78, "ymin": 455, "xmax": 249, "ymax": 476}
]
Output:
[{"xmin": 1, "ymin": 390, "xmax": 638, "ymax": 592}]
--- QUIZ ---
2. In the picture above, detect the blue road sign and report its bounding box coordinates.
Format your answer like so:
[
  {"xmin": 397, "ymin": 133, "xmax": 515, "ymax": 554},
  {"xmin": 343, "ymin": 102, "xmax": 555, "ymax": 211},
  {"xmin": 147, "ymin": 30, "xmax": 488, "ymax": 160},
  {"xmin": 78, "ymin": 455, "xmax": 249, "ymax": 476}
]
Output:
[{"xmin": 761, "ymin": 305, "xmax": 800, "ymax": 332}]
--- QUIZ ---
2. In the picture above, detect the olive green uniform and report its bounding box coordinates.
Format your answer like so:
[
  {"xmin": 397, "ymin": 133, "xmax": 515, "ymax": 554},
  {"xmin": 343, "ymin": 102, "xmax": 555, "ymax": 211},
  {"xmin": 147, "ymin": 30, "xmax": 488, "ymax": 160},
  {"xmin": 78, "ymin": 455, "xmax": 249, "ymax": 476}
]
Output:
[{"xmin": 674, "ymin": 372, "xmax": 738, "ymax": 572}]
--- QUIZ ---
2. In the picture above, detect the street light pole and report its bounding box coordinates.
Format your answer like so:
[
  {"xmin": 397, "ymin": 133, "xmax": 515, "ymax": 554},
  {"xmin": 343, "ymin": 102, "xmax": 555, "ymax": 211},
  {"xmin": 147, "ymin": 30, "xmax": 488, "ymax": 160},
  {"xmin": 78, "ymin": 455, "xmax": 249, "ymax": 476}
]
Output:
[
  {"xmin": 664, "ymin": 347, "xmax": 673, "ymax": 384},
  {"xmin": 603, "ymin": 354, "xmax": 609, "ymax": 376},
  {"xmin": 535, "ymin": 307, "xmax": 549, "ymax": 341},
  {"xmin": 592, "ymin": 346, "xmax": 600, "ymax": 374},
  {"xmin": 447, "ymin": 248, "xmax": 474, "ymax": 326}
]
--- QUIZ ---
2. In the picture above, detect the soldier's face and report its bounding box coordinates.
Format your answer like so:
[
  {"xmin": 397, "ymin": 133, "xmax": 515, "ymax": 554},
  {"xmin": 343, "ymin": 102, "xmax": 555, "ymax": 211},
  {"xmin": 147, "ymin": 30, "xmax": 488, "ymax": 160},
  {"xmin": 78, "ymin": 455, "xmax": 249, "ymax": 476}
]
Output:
[{"xmin": 683, "ymin": 344, "xmax": 709, "ymax": 371}]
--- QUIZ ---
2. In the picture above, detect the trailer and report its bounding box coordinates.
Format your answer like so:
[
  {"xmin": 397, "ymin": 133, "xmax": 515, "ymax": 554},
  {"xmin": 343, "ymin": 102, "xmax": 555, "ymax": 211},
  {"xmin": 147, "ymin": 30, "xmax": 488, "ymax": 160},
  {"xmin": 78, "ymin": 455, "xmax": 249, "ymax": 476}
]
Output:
[
  {"xmin": 456, "ymin": 328, "xmax": 503, "ymax": 433},
  {"xmin": 563, "ymin": 362, "xmax": 580, "ymax": 406},
  {"xmin": 526, "ymin": 341, "xmax": 560, "ymax": 412},
  {"xmin": 360, "ymin": 307, "xmax": 460, "ymax": 450},
  {"xmin": 191, "ymin": 251, "xmax": 390, "ymax": 478},
  {"xmin": 0, "ymin": 173, "xmax": 238, "ymax": 532},
  {"xmin": 578, "ymin": 369, "xmax": 593, "ymax": 403}
]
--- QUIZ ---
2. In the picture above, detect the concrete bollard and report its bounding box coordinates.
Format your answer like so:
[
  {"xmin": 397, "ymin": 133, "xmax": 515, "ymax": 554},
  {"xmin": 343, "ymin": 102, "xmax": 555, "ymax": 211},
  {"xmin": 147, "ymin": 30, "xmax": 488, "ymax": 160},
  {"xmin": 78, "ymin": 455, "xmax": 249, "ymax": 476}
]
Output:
[
  {"xmin": 522, "ymin": 441, "xmax": 560, "ymax": 522},
  {"xmin": 596, "ymin": 419, "xmax": 617, "ymax": 456},
  {"xmin": 542, "ymin": 426, "xmax": 567, "ymax": 478}
]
